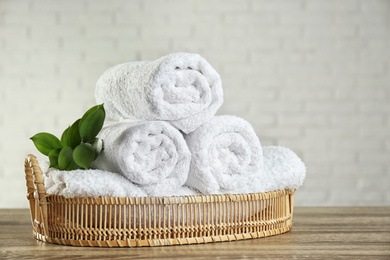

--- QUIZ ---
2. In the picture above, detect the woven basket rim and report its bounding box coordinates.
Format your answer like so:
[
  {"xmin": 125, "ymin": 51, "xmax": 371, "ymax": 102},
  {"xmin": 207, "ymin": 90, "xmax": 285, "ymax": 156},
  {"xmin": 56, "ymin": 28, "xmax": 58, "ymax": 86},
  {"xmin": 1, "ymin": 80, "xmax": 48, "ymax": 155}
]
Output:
[{"xmin": 46, "ymin": 190, "xmax": 293, "ymax": 205}]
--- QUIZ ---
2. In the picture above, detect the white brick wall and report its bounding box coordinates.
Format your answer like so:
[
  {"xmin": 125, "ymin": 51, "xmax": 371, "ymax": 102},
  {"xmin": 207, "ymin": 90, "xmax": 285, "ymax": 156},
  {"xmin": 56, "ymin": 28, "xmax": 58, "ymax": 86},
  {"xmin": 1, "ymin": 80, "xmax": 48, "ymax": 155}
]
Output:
[{"xmin": 0, "ymin": 0, "xmax": 389, "ymax": 207}]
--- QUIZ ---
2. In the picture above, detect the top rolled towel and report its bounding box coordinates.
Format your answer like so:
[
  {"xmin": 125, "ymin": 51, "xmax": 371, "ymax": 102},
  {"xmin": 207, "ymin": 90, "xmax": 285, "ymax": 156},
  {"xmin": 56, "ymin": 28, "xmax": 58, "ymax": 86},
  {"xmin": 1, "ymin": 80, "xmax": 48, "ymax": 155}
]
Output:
[
  {"xmin": 185, "ymin": 115, "xmax": 263, "ymax": 194},
  {"xmin": 96, "ymin": 53, "xmax": 223, "ymax": 134}
]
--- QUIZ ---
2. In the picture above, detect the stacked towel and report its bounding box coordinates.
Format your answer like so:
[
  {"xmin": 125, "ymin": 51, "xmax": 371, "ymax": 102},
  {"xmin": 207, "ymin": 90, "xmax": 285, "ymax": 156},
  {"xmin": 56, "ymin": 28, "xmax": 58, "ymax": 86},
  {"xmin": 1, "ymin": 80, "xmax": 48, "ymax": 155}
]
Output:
[
  {"xmin": 184, "ymin": 115, "xmax": 263, "ymax": 194},
  {"xmin": 91, "ymin": 120, "xmax": 191, "ymax": 197},
  {"xmin": 96, "ymin": 53, "xmax": 223, "ymax": 134},
  {"xmin": 41, "ymin": 52, "xmax": 306, "ymax": 199}
]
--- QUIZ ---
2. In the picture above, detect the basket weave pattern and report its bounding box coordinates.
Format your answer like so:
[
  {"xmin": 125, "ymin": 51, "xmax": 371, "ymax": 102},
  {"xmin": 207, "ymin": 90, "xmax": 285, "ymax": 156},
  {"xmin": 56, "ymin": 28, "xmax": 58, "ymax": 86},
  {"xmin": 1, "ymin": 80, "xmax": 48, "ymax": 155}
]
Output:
[{"xmin": 25, "ymin": 154, "xmax": 295, "ymax": 247}]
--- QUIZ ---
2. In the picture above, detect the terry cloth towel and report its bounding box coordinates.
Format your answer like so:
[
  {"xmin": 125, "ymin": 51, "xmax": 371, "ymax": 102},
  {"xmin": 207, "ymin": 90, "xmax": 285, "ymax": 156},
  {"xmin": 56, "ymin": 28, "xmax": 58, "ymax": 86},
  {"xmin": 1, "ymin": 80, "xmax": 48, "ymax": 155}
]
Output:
[
  {"xmin": 259, "ymin": 146, "xmax": 306, "ymax": 191},
  {"xmin": 184, "ymin": 115, "xmax": 263, "ymax": 194},
  {"xmin": 95, "ymin": 53, "xmax": 223, "ymax": 134},
  {"xmin": 91, "ymin": 120, "xmax": 191, "ymax": 197},
  {"xmin": 40, "ymin": 161, "xmax": 147, "ymax": 198}
]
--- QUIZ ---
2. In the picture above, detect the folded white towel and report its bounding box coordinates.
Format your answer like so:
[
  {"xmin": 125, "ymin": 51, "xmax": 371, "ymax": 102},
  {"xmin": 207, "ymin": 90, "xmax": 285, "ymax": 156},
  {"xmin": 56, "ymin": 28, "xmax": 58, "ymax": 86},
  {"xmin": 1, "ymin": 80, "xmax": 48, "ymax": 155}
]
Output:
[
  {"xmin": 185, "ymin": 115, "xmax": 263, "ymax": 194},
  {"xmin": 40, "ymin": 161, "xmax": 147, "ymax": 198},
  {"xmin": 258, "ymin": 146, "xmax": 306, "ymax": 191},
  {"xmin": 95, "ymin": 53, "xmax": 223, "ymax": 134},
  {"xmin": 91, "ymin": 120, "xmax": 191, "ymax": 197},
  {"xmin": 170, "ymin": 186, "xmax": 199, "ymax": 196}
]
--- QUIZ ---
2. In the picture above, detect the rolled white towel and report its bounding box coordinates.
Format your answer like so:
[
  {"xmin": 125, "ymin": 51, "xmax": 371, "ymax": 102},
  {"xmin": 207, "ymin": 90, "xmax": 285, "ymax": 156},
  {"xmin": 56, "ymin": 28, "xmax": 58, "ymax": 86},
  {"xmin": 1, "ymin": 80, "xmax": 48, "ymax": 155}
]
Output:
[
  {"xmin": 91, "ymin": 120, "xmax": 191, "ymax": 197},
  {"xmin": 185, "ymin": 115, "xmax": 263, "ymax": 194},
  {"xmin": 95, "ymin": 53, "xmax": 223, "ymax": 134},
  {"xmin": 40, "ymin": 160, "xmax": 147, "ymax": 198},
  {"xmin": 258, "ymin": 146, "xmax": 306, "ymax": 191}
]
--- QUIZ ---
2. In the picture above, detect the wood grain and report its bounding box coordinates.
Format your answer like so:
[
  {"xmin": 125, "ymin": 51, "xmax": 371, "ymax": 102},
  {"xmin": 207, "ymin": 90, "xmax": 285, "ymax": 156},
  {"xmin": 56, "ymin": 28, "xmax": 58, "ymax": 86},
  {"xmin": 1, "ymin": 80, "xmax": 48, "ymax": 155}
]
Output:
[{"xmin": 1, "ymin": 207, "xmax": 389, "ymax": 259}]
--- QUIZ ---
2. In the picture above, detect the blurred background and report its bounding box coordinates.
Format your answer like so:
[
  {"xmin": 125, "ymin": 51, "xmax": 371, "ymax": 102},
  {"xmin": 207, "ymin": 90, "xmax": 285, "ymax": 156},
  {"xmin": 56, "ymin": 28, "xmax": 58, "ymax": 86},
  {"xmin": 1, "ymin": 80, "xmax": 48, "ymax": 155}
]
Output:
[{"xmin": 1, "ymin": 0, "xmax": 389, "ymax": 208}]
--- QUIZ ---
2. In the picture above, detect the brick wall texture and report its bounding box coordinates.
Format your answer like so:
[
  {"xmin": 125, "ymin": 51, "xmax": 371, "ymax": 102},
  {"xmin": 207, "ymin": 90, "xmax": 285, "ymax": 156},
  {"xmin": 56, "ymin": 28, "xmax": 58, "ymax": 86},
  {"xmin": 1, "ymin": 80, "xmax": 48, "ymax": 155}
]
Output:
[{"xmin": 1, "ymin": 0, "xmax": 389, "ymax": 207}]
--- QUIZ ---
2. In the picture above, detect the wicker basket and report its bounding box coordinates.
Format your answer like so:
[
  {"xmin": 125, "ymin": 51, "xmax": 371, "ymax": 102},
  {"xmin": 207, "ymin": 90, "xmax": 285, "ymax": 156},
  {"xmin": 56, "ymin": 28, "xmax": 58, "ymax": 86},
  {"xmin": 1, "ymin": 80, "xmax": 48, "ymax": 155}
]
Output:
[{"xmin": 25, "ymin": 154, "xmax": 295, "ymax": 247}]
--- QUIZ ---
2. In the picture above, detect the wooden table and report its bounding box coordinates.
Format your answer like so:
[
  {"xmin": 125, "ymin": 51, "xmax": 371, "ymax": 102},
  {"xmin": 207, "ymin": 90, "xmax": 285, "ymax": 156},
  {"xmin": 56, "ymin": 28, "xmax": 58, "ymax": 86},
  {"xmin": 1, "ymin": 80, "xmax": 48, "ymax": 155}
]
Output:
[{"xmin": 1, "ymin": 207, "xmax": 389, "ymax": 259}]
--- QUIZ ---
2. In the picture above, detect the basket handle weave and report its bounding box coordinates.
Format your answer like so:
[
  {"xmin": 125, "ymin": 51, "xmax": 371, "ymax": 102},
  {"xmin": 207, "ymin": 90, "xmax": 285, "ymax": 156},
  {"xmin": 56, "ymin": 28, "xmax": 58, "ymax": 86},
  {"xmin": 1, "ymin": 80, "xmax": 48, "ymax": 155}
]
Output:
[{"xmin": 25, "ymin": 154, "xmax": 50, "ymax": 238}]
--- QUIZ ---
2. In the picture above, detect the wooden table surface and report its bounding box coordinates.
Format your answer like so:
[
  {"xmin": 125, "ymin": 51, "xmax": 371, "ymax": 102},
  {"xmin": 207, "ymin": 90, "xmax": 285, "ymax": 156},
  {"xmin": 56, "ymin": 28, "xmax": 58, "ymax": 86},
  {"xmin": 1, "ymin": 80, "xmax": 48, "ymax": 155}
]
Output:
[{"xmin": 1, "ymin": 207, "xmax": 389, "ymax": 259}]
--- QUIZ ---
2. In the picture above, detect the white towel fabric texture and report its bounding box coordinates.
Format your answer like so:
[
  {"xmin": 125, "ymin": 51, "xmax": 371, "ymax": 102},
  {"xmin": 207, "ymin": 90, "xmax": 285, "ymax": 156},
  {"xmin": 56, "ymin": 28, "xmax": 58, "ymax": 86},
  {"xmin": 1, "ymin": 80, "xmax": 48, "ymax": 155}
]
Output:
[
  {"xmin": 260, "ymin": 146, "xmax": 306, "ymax": 191},
  {"xmin": 95, "ymin": 53, "xmax": 223, "ymax": 134},
  {"xmin": 170, "ymin": 186, "xmax": 199, "ymax": 196},
  {"xmin": 40, "ymin": 161, "xmax": 147, "ymax": 198},
  {"xmin": 184, "ymin": 115, "xmax": 264, "ymax": 194},
  {"xmin": 91, "ymin": 120, "xmax": 191, "ymax": 197}
]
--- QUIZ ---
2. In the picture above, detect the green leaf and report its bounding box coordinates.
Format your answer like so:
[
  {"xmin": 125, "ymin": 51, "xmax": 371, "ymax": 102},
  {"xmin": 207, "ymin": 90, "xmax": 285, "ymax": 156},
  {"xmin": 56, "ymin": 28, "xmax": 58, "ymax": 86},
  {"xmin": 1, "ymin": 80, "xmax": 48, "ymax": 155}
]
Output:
[
  {"xmin": 79, "ymin": 104, "xmax": 104, "ymax": 131},
  {"xmin": 48, "ymin": 148, "xmax": 61, "ymax": 169},
  {"xmin": 58, "ymin": 146, "xmax": 80, "ymax": 171},
  {"xmin": 62, "ymin": 119, "xmax": 81, "ymax": 148},
  {"xmin": 61, "ymin": 127, "xmax": 70, "ymax": 144},
  {"xmin": 79, "ymin": 104, "xmax": 105, "ymax": 142},
  {"xmin": 87, "ymin": 138, "xmax": 104, "ymax": 158},
  {"xmin": 30, "ymin": 133, "xmax": 63, "ymax": 156},
  {"xmin": 73, "ymin": 143, "xmax": 95, "ymax": 169}
]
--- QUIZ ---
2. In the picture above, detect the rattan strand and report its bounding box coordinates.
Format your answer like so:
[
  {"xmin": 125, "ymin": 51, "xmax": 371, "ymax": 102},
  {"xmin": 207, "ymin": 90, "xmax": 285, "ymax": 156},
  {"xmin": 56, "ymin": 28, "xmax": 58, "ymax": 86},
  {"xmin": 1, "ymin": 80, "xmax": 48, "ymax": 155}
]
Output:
[{"xmin": 25, "ymin": 154, "xmax": 295, "ymax": 247}]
